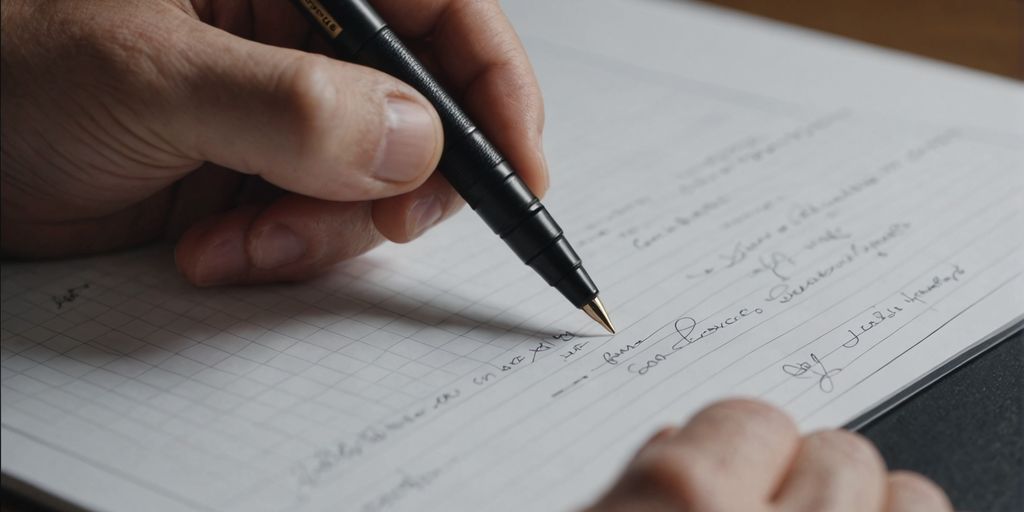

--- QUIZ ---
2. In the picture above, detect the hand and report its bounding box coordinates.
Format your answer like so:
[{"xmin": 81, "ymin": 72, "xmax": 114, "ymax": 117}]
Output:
[
  {"xmin": 588, "ymin": 399, "xmax": 952, "ymax": 512},
  {"xmin": 0, "ymin": 0, "xmax": 548, "ymax": 285}
]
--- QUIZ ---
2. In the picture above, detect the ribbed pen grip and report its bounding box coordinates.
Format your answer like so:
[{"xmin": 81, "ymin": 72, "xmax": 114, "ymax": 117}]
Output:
[{"xmin": 353, "ymin": 28, "xmax": 599, "ymax": 307}]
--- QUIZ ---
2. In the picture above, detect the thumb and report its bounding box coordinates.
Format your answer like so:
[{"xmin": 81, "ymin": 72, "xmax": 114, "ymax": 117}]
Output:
[{"xmin": 164, "ymin": 22, "xmax": 444, "ymax": 201}]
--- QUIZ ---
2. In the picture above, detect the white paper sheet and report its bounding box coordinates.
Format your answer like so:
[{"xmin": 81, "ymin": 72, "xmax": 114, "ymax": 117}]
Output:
[{"xmin": 3, "ymin": 1, "xmax": 1023, "ymax": 511}]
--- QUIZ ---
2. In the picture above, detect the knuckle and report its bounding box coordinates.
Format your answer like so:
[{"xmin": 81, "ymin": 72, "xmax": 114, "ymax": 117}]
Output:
[
  {"xmin": 699, "ymin": 399, "xmax": 797, "ymax": 438},
  {"xmin": 889, "ymin": 471, "xmax": 951, "ymax": 509},
  {"xmin": 280, "ymin": 57, "xmax": 386, "ymax": 177},
  {"xmin": 630, "ymin": 448, "xmax": 713, "ymax": 506},
  {"xmin": 809, "ymin": 430, "xmax": 884, "ymax": 471},
  {"xmin": 281, "ymin": 55, "xmax": 343, "ymax": 153}
]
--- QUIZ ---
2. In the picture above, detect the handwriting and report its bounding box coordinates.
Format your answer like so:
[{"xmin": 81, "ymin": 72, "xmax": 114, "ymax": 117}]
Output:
[
  {"xmin": 582, "ymin": 196, "xmax": 649, "ymax": 233},
  {"xmin": 628, "ymin": 307, "xmax": 765, "ymax": 376},
  {"xmin": 803, "ymin": 227, "xmax": 851, "ymax": 251},
  {"xmin": 789, "ymin": 175, "xmax": 880, "ymax": 227},
  {"xmin": 678, "ymin": 113, "xmax": 846, "ymax": 197},
  {"xmin": 782, "ymin": 352, "xmax": 842, "ymax": 392},
  {"xmin": 765, "ymin": 223, "xmax": 910, "ymax": 304},
  {"xmin": 472, "ymin": 355, "xmax": 526, "ymax": 386},
  {"xmin": 625, "ymin": 319, "xmax": 700, "ymax": 376},
  {"xmin": 790, "ymin": 263, "xmax": 967, "ymax": 395},
  {"xmin": 529, "ymin": 341, "xmax": 557, "ymax": 363},
  {"xmin": 524, "ymin": 330, "xmax": 586, "ymax": 364},
  {"xmin": 560, "ymin": 342, "xmax": 588, "ymax": 362},
  {"xmin": 497, "ymin": 355, "xmax": 526, "ymax": 372},
  {"xmin": 433, "ymin": 389, "xmax": 461, "ymax": 409},
  {"xmin": 691, "ymin": 225, "xmax": 847, "ymax": 281},
  {"xmin": 472, "ymin": 373, "xmax": 495, "ymax": 386},
  {"xmin": 603, "ymin": 328, "xmax": 664, "ymax": 366},
  {"xmin": 904, "ymin": 130, "xmax": 958, "ymax": 163},
  {"xmin": 752, "ymin": 250, "xmax": 795, "ymax": 281},
  {"xmin": 51, "ymin": 283, "xmax": 90, "ymax": 309},
  {"xmin": 688, "ymin": 231, "xmax": 774, "ymax": 278},
  {"xmin": 845, "ymin": 264, "xmax": 966, "ymax": 347},
  {"xmin": 901, "ymin": 264, "xmax": 965, "ymax": 305},
  {"xmin": 722, "ymin": 231, "xmax": 774, "ymax": 269},
  {"xmin": 720, "ymin": 198, "xmax": 777, "ymax": 229},
  {"xmin": 843, "ymin": 305, "xmax": 903, "ymax": 348},
  {"xmin": 292, "ymin": 387, "xmax": 458, "ymax": 490},
  {"xmin": 552, "ymin": 331, "xmax": 577, "ymax": 342},
  {"xmin": 632, "ymin": 197, "xmax": 729, "ymax": 250},
  {"xmin": 551, "ymin": 374, "xmax": 590, "ymax": 398}
]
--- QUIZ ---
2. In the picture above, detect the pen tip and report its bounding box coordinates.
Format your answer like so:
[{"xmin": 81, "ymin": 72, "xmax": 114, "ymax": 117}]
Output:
[{"xmin": 582, "ymin": 297, "xmax": 616, "ymax": 334}]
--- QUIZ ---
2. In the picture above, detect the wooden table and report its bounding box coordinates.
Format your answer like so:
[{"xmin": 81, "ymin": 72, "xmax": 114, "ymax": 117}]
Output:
[{"xmin": 700, "ymin": 0, "xmax": 1023, "ymax": 80}]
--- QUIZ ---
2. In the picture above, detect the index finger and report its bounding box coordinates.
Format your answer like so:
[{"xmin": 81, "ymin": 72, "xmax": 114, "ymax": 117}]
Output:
[{"xmin": 372, "ymin": 0, "xmax": 549, "ymax": 197}]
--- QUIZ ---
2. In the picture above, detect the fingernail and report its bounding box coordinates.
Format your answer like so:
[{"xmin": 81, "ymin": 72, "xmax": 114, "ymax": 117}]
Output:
[
  {"xmin": 407, "ymin": 195, "xmax": 444, "ymax": 239},
  {"xmin": 375, "ymin": 98, "xmax": 438, "ymax": 182},
  {"xmin": 251, "ymin": 224, "xmax": 307, "ymax": 269},
  {"xmin": 195, "ymin": 233, "xmax": 247, "ymax": 286}
]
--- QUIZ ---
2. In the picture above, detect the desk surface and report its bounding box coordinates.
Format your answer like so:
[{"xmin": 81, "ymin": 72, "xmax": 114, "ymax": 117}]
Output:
[{"xmin": 861, "ymin": 330, "xmax": 1023, "ymax": 511}]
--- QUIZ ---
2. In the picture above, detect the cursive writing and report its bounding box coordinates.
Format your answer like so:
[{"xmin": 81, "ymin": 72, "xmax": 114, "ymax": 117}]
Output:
[
  {"xmin": 291, "ymin": 387, "xmax": 458, "ymax": 491},
  {"xmin": 632, "ymin": 197, "xmax": 729, "ymax": 250},
  {"xmin": 843, "ymin": 305, "xmax": 903, "ymax": 348},
  {"xmin": 782, "ymin": 352, "xmax": 842, "ymax": 392},
  {"xmin": 752, "ymin": 250, "xmax": 795, "ymax": 281},
  {"xmin": 765, "ymin": 223, "xmax": 910, "ymax": 304},
  {"xmin": 901, "ymin": 264, "xmax": 965, "ymax": 305},
  {"xmin": 628, "ymin": 307, "xmax": 765, "ymax": 376},
  {"xmin": 52, "ymin": 283, "xmax": 90, "ymax": 309}
]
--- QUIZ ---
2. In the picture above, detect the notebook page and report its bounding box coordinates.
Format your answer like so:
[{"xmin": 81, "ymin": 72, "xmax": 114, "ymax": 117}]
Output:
[{"xmin": 3, "ymin": 1, "xmax": 1023, "ymax": 511}]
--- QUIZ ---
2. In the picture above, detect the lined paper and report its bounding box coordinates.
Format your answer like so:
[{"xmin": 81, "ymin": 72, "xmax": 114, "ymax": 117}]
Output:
[{"xmin": 3, "ymin": 1, "xmax": 1022, "ymax": 511}]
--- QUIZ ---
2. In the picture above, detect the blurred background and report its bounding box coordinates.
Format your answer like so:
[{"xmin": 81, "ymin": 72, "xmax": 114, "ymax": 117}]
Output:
[{"xmin": 700, "ymin": 0, "xmax": 1023, "ymax": 79}]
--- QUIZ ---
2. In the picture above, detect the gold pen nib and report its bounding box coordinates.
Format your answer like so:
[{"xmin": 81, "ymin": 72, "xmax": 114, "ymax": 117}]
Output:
[{"xmin": 582, "ymin": 297, "xmax": 616, "ymax": 334}]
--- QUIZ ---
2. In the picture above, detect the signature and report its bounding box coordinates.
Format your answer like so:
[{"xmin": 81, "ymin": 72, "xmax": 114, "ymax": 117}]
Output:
[
  {"xmin": 782, "ymin": 352, "xmax": 842, "ymax": 393},
  {"xmin": 843, "ymin": 305, "xmax": 903, "ymax": 348}
]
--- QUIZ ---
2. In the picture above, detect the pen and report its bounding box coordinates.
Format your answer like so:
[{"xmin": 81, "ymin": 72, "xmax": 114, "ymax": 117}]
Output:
[{"xmin": 289, "ymin": 0, "xmax": 615, "ymax": 334}]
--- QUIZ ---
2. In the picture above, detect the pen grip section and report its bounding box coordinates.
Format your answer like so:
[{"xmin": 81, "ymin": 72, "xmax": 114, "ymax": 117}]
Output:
[{"xmin": 353, "ymin": 26, "xmax": 599, "ymax": 307}]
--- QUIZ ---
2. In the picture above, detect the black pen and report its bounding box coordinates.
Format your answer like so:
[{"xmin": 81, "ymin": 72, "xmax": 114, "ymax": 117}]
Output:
[{"xmin": 290, "ymin": 0, "xmax": 615, "ymax": 333}]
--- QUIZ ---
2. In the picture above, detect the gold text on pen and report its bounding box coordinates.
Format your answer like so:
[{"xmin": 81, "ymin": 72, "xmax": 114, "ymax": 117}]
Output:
[{"xmin": 298, "ymin": 0, "xmax": 343, "ymax": 38}]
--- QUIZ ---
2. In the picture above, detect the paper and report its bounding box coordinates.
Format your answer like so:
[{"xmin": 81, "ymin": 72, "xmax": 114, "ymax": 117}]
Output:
[{"xmin": 3, "ymin": 1, "xmax": 1023, "ymax": 511}]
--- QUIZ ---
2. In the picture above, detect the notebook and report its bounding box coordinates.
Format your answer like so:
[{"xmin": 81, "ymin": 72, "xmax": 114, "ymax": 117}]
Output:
[{"xmin": 2, "ymin": 1, "xmax": 1022, "ymax": 510}]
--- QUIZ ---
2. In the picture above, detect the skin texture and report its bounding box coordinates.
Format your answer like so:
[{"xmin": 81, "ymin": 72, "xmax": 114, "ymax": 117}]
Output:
[
  {"xmin": 1, "ymin": 0, "xmax": 548, "ymax": 285},
  {"xmin": 588, "ymin": 399, "xmax": 954, "ymax": 512},
  {"xmin": 1, "ymin": 2, "xmax": 952, "ymax": 510}
]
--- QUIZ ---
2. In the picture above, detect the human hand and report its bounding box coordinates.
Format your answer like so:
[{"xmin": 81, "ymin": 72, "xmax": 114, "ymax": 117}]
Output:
[
  {"xmin": 0, "ymin": 0, "xmax": 547, "ymax": 284},
  {"xmin": 588, "ymin": 399, "xmax": 952, "ymax": 512}
]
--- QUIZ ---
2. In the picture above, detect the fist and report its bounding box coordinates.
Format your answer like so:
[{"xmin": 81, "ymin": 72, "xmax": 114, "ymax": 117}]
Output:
[{"xmin": 589, "ymin": 399, "xmax": 952, "ymax": 512}]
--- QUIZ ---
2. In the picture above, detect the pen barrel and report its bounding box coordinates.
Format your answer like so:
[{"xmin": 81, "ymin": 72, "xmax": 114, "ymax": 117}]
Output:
[
  {"xmin": 291, "ymin": 0, "xmax": 600, "ymax": 308},
  {"xmin": 356, "ymin": 29, "xmax": 600, "ymax": 307}
]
